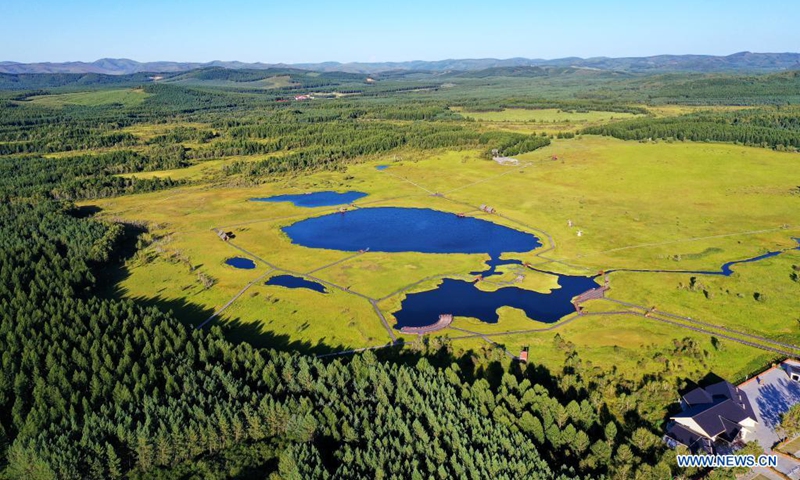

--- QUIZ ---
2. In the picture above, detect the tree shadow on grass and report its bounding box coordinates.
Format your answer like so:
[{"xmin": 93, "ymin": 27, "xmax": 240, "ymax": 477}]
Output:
[
  {"xmin": 118, "ymin": 289, "xmax": 354, "ymax": 356},
  {"xmin": 96, "ymin": 220, "xmax": 354, "ymax": 355},
  {"xmin": 219, "ymin": 317, "xmax": 354, "ymax": 356}
]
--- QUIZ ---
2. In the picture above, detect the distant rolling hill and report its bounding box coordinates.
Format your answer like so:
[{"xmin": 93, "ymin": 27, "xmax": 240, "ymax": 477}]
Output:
[{"xmin": 2, "ymin": 52, "xmax": 800, "ymax": 75}]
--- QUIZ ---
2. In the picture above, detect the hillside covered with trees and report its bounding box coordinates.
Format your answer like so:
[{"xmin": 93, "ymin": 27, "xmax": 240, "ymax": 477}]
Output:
[{"xmin": 1, "ymin": 67, "xmax": 796, "ymax": 479}]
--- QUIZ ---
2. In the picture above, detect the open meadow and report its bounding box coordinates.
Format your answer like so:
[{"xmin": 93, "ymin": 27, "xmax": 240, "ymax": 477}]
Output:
[{"xmin": 87, "ymin": 134, "xmax": 800, "ymax": 381}]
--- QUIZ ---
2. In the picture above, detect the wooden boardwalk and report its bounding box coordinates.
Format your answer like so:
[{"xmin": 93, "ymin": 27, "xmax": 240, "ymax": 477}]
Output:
[{"xmin": 400, "ymin": 314, "xmax": 453, "ymax": 335}]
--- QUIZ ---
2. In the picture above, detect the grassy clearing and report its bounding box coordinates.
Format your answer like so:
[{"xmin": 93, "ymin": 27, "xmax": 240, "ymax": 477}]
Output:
[
  {"xmin": 168, "ymin": 75, "xmax": 298, "ymax": 90},
  {"xmin": 87, "ymin": 136, "xmax": 799, "ymax": 362},
  {"xmin": 643, "ymin": 104, "xmax": 757, "ymax": 117},
  {"xmin": 120, "ymin": 122, "xmax": 210, "ymax": 141},
  {"xmin": 219, "ymin": 278, "xmax": 391, "ymax": 352},
  {"xmin": 27, "ymin": 88, "xmax": 150, "ymax": 107},
  {"xmin": 452, "ymin": 107, "xmax": 640, "ymax": 134},
  {"xmin": 120, "ymin": 155, "xmax": 270, "ymax": 182},
  {"xmin": 606, "ymin": 248, "xmax": 800, "ymax": 346},
  {"xmin": 467, "ymin": 313, "xmax": 776, "ymax": 383},
  {"xmin": 455, "ymin": 107, "xmax": 639, "ymax": 123}
]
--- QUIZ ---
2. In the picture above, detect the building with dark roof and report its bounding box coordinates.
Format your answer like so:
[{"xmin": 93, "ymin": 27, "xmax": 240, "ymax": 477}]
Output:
[{"xmin": 664, "ymin": 380, "xmax": 757, "ymax": 454}]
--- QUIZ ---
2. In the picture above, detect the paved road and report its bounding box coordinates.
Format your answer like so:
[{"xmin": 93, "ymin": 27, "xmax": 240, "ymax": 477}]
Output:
[{"xmin": 739, "ymin": 361, "xmax": 800, "ymax": 479}]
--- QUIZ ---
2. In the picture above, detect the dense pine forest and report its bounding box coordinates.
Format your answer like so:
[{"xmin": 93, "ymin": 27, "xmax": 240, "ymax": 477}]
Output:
[
  {"xmin": 583, "ymin": 107, "xmax": 800, "ymax": 149},
  {"xmin": 1, "ymin": 67, "xmax": 797, "ymax": 478},
  {"xmin": 0, "ymin": 200, "xmax": 686, "ymax": 479}
]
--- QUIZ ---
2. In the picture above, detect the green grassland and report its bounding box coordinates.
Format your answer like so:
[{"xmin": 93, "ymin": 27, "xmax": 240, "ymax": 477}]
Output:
[
  {"xmin": 166, "ymin": 75, "xmax": 299, "ymax": 90},
  {"xmin": 120, "ymin": 121, "xmax": 211, "ymax": 141},
  {"xmin": 451, "ymin": 107, "xmax": 640, "ymax": 134},
  {"xmin": 455, "ymin": 107, "xmax": 639, "ymax": 123},
  {"xmin": 488, "ymin": 313, "xmax": 777, "ymax": 382},
  {"xmin": 86, "ymin": 134, "xmax": 799, "ymax": 382},
  {"xmin": 26, "ymin": 88, "xmax": 151, "ymax": 107}
]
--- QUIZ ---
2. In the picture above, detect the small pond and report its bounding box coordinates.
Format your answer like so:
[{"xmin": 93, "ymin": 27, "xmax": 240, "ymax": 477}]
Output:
[
  {"xmin": 225, "ymin": 257, "xmax": 256, "ymax": 269},
  {"xmin": 250, "ymin": 191, "xmax": 367, "ymax": 207},
  {"xmin": 376, "ymin": 165, "xmax": 389, "ymax": 171},
  {"xmin": 266, "ymin": 275, "xmax": 327, "ymax": 293}
]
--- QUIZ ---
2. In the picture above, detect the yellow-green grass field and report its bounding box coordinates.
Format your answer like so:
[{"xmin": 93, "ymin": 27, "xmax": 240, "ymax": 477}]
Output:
[
  {"xmin": 220, "ymin": 275, "xmax": 390, "ymax": 351},
  {"xmin": 25, "ymin": 88, "xmax": 151, "ymax": 107},
  {"xmin": 454, "ymin": 107, "xmax": 639, "ymax": 123},
  {"xmin": 85, "ymin": 135, "xmax": 799, "ymax": 379},
  {"xmin": 471, "ymin": 312, "xmax": 777, "ymax": 383},
  {"xmin": 451, "ymin": 107, "xmax": 640, "ymax": 134},
  {"xmin": 643, "ymin": 104, "xmax": 757, "ymax": 117},
  {"xmin": 168, "ymin": 75, "xmax": 298, "ymax": 90},
  {"xmin": 120, "ymin": 122, "xmax": 212, "ymax": 141}
]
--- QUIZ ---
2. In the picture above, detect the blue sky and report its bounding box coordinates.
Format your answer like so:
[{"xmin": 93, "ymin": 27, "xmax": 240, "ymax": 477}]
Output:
[{"xmin": 1, "ymin": 0, "xmax": 798, "ymax": 63}]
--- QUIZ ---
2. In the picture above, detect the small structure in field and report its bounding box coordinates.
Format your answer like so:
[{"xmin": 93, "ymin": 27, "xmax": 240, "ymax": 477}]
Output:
[
  {"xmin": 479, "ymin": 204, "xmax": 496, "ymax": 214},
  {"xmin": 552, "ymin": 155, "xmax": 559, "ymax": 161},
  {"xmin": 294, "ymin": 94, "xmax": 311, "ymax": 101},
  {"xmin": 491, "ymin": 148, "xmax": 519, "ymax": 165},
  {"xmin": 567, "ymin": 219, "xmax": 573, "ymax": 227},
  {"xmin": 577, "ymin": 230, "xmax": 583, "ymax": 237},
  {"xmin": 215, "ymin": 229, "xmax": 230, "ymax": 241},
  {"xmin": 519, "ymin": 347, "xmax": 529, "ymax": 363}
]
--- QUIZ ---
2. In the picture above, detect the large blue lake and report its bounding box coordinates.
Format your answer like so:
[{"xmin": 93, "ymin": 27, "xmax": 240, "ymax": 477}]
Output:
[
  {"xmin": 251, "ymin": 191, "xmax": 367, "ymax": 207},
  {"xmin": 282, "ymin": 207, "xmax": 541, "ymax": 256}
]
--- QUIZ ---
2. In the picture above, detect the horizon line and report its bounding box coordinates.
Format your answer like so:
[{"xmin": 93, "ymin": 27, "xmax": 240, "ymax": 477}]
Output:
[{"xmin": 3, "ymin": 50, "xmax": 799, "ymax": 66}]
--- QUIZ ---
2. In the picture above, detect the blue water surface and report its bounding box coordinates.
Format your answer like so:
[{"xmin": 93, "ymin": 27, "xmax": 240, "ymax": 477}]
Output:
[
  {"xmin": 266, "ymin": 275, "xmax": 327, "ymax": 293},
  {"xmin": 225, "ymin": 257, "xmax": 256, "ymax": 269},
  {"xmin": 376, "ymin": 165, "xmax": 389, "ymax": 171},
  {"xmin": 282, "ymin": 207, "xmax": 541, "ymax": 256},
  {"xmin": 281, "ymin": 206, "xmax": 799, "ymax": 330},
  {"xmin": 250, "ymin": 191, "xmax": 367, "ymax": 207},
  {"xmin": 393, "ymin": 274, "xmax": 599, "ymax": 328}
]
